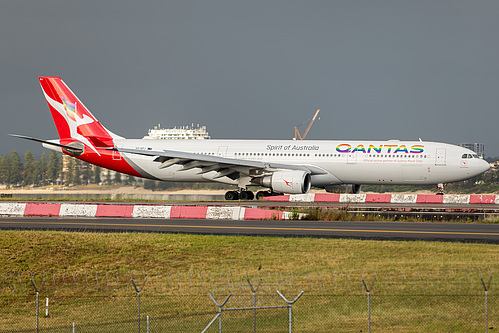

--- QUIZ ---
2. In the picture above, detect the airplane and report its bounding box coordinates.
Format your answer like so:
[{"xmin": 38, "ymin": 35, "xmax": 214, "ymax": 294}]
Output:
[{"xmin": 11, "ymin": 77, "xmax": 490, "ymax": 200}]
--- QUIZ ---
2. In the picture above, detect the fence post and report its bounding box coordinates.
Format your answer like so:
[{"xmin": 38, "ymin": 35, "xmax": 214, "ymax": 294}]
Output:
[
  {"xmin": 480, "ymin": 275, "xmax": 492, "ymax": 333},
  {"xmin": 202, "ymin": 293, "xmax": 231, "ymax": 333},
  {"xmin": 276, "ymin": 290, "xmax": 304, "ymax": 333},
  {"xmin": 131, "ymin": 278, "xmax": 147, "ymax": 333},
  {"xmin": 362, "ymin": 274, "xmax": 377, "ymax": 333},
  {"xmin": 30, "ymin": 278, "xmax": 44, "ymax": 333},
  {"xmin": 247, "ymin": 279, "xmax": 262, "ymax": 333}
]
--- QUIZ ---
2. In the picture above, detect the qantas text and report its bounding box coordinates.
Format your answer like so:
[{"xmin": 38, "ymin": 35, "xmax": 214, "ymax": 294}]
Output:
[{"xmin": 336, "ymin": 144, "xmax": 425, "ymax": 154}]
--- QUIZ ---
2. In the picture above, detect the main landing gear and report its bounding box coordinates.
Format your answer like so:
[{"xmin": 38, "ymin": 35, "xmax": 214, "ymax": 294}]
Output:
[
  {"xmin": 256, "ymin": 190, "xmax": 272, "ymax": 200},
  {"xmin": 224, "ymin": 189, "xmax": 278, "ymax": 200},
  {"xmin": 224, "ymin": 190, "xmax": 254, "ymax": 200}
]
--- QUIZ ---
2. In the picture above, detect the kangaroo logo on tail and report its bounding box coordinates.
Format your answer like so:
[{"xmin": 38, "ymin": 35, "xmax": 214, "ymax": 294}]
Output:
[{"xmin": 39, "ymin": 77, "xmax": 118, "ymax": 155}]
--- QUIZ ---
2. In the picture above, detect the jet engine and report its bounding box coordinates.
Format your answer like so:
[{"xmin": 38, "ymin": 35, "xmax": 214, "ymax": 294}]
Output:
[{"xmin": 261, "ymin": 171, "xmax": 311, "ymax": 194}]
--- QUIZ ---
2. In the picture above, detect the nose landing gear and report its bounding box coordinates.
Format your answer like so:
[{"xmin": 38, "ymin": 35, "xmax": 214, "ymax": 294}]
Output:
[{"xmin": 436, "ymin": 183, "xmax": 444, "ymax": 195}]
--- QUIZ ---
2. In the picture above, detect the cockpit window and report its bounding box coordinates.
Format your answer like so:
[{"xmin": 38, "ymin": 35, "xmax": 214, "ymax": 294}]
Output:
[
  {"xmin": 462, "ymin": 154, "xmax": 468, "ymax": 159},
  {"xmin": 473, "ymin": 154, "xmax": 479, "ymax": 159}
]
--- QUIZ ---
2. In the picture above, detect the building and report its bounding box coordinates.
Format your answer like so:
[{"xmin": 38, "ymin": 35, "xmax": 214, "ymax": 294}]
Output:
[
  {"xmin": 142, "ymin": 124, "xmax": 210, "ymax": 140},
  {"xmin": 458, "ymin": 143, "xmax": 485, "ymax": 158}
]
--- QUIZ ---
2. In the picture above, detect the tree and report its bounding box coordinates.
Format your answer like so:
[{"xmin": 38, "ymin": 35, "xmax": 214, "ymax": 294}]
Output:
[
  {"xmin": 47, "ymin": 151, "xmax": 61, "ymax": 184},
  {"xmin": 65, "ymin": 158, "xmax": 74, "ymax": 186},
  {"xmin": 81, "ymin": 162, "xmax": 92, "ymax": 185},
  {"xmin": 0, "ymin": 155, "xmax": 9, "ymax": 185},
  {"xmin": 93, "ymin": 166, "xmax": 101, "ymax": 184},
  {"xmin": 71, "ymin": 158, "xmax": 81, "ymax": 185},
  {"xmin": 9, "ymin": 151, "xmax": 22, "ymax": 185},
  {"xmin": 40, "ymin": 152, "xmax": 48, "ymax": 185},
  {"xmin": 114, "ymin": 171, "xmax": 122, "ymax": 184},
  {"xmin": 144, "ymin": 180, "xmax": 156, "ymax": 190},
  {"xmin": 105, "ymin": 169, "xmax": 112, "ymax": 185},
  {"xmin": 23, "ymin": 150, "xmax": 35, "ymax": 186},
  {"xmin": 31, "ymin": 159, "xmax": 42, "ymax": 186}
]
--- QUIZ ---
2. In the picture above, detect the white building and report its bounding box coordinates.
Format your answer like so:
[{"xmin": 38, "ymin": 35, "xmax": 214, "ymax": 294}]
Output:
[{"xmin": 142, "ymin": 124, "xmax": 211, "ymax": 140}]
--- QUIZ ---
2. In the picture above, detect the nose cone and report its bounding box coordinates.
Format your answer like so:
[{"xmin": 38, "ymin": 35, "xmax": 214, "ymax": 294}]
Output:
[{"xmin": 473, "ymin": 159, "xmax": 491, "ymax": 176}]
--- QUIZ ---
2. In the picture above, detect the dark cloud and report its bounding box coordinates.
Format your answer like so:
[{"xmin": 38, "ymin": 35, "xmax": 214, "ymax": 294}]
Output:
[{"xmin": 2, "ymin": 1, "xmax": 498, "ymax": 157}]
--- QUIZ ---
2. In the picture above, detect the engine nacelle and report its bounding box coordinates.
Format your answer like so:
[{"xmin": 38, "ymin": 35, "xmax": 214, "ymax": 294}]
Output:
[{"xmin": 262, "ymin": 171, "xmax": 311, "ymax": 194}]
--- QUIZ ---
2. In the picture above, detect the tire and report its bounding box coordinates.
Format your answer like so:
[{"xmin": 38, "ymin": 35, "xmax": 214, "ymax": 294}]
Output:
[
  {"xmin": 256, "ymin": 191, "xmax": 266, "ymax": 200},
  {"xmin": 240, "ymin": 191, "xmax": 254, "ymax": 200},
  {"xmin": 225, "ymin": 191, "xmax": 239, "ymax": 200}
]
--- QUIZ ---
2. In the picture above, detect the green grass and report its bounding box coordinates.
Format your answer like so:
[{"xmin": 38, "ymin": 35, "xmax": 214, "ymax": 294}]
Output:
[
  {"xmin": 1, "ymin": 230, "xmax": 497, "ymax": 273},
  {"xmin": 0, "ymin": 230, "xmax": 497, "ymax": 332}
]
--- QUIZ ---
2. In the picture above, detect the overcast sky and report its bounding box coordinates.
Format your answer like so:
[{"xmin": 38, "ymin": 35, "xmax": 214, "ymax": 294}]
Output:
[{"xmin": 2, "ymin": 1, "xmax": 498, "ymax": 158}]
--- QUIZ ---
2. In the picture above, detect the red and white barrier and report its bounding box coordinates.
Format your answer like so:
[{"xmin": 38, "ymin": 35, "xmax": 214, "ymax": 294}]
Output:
[
  {"xmin": 0, "ymin": 203, "xmax": 297, "ymax": 220},
  {"xmin": 0, "ymin": 203, "xmax": 26, "ymax": 216},
  {"xmin": 264, "ymin": 193, "xmax": 499, "ymax": 204}
]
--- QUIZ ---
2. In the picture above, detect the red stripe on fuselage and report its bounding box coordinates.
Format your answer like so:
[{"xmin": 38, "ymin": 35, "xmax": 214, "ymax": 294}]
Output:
[{"xmin": 63, "ymin": 144, "xmax": 143, "ymax": 178}]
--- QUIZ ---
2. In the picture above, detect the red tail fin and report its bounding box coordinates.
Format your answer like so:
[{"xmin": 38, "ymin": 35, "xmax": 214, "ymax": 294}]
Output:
[{"xmin": 39, "ymin": 77, "xmax": 119, "ymax": 153}]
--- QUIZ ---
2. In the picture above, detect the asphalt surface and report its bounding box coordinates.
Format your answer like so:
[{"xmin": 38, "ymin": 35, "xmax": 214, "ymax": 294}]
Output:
[{"xmin": 1, "ymin": 217, "xmax": 498, "ymax": 243}]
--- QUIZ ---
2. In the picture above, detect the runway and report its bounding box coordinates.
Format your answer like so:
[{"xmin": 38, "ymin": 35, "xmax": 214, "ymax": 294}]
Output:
[{"xmin": 1, "ymin": 217, "xmax": 498, "ymax": 243}]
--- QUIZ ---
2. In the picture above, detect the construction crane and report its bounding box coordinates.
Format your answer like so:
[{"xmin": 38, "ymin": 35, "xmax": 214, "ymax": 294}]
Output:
[{"xmin": 294, "ymin": 109, "xmax": 321, "ymax": 140}]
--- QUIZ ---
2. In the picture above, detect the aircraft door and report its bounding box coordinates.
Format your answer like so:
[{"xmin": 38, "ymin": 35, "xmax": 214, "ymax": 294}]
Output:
[
  {"xmin": 347, "ymin": 152, "xmax": 357, "ymax": 164},
  {"xmin": 217, "ymin": 146, "xmax": 228, "ymax": 157},
  {"xmin": 435, "ymin": 148, "xmax": 446, "ymax": 166}
]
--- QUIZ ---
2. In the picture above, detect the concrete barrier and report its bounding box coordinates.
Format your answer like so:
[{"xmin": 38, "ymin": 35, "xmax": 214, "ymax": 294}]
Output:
[
  {"xmin": 390, "ymin": 194, "xmax": 418, "ymax": 204},
  {"xmin": 263, "ymin": 192, "xmax": 499, "ymax": 204},
  {"xmin": 206, "ymin": 206, "xmax": 245, "ymax": 220},
  {"xmin": 469, "ymin": 195, "xmax": 496, "ymax": 204},
  {"xmin": 96, "ymin": 205, "xmax": 134, "ymax": 218},
  {"xmin": 365, "ymin": 194, "xmax": 392, "ymax": 203},
  {"xmin": 289, "ymin": 193, "xmax": 315, "ymax": 202},
  {"xmin": 340, "ymin": 194, "xmax": 367, "ymax": 203},
  {"xmin": 0, "ymin": 202, "xmax": 295, "ymax": 220},
  {"xmin": 170, "ymin": 206, "xmax": 209, "ymax": 219},
  {"xmin": 25, "ymin": 203, "xmax": 61, "ymax": 216},
  {"xmin": 0, "ymin": 203, "xmax": 26, "ymax": 216},
  {"xmin": 442, "ymin": 195, "xmax": 470, "ymax": 204},
  {"xmin": 265, "ymin": 195, "xmax": 290, "ymax": 201},
  {"xmin": 59, "ymin": 204, "xmax": 98, "ymax": 217},
  {"xmin": 416, "ymin": 195, "xmax": 443, "ymax": 204},
  {"xmin": 314, "ymin": 193, "xmax": 340, "ymax": 202},
  {"xmin": 132, "ymin": 205, "xmax": 172, "ymax": 218},
  {"xmin": 244, "ymin": 208, "xmax": 283, "ymax": 220}
]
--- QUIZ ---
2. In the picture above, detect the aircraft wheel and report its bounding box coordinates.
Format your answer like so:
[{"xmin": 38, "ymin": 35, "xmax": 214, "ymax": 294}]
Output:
[
  {"xmin": 225, "ymin": 191, "xmax": 239, "ymax": 200},
  {"xmin": 256, "ymin": 191, "xmax": 266, "ymax": 200},
  {"xmin": 240, "ymin": 191, "xmax": 254, "ymax": 200}
]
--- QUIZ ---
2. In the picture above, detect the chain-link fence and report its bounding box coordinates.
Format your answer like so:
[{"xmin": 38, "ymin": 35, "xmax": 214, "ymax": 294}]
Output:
[{"xmin": 0, "ymin": 269, "xmax": 496, "ymax": 332}]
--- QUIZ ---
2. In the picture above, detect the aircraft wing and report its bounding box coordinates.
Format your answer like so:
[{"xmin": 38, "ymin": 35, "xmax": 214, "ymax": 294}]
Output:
[{"xmin": 111, "ymin": 147, "xmax": 328, "ymax": 180}]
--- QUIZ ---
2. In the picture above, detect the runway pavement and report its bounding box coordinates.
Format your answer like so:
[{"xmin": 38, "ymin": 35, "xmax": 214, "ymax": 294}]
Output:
[{"xmin": 1, "ymin": 217, "xmax": 498, "ymax": 243}]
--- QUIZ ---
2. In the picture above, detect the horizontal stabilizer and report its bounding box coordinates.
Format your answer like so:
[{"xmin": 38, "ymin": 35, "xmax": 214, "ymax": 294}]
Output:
[{"xmin": 9, "ymin": 134, "xmax": 84, "ymax": 154}]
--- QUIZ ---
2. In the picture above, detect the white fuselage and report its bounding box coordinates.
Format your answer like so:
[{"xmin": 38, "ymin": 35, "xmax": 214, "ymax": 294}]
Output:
[{"xmin": 115, "ymin": 139, "xmax": 490, "ymax": 187}]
